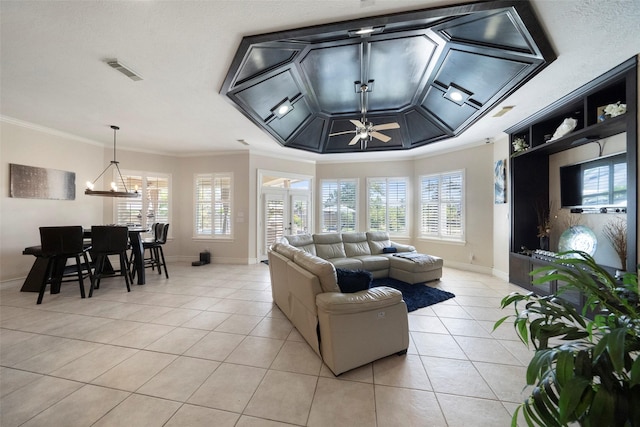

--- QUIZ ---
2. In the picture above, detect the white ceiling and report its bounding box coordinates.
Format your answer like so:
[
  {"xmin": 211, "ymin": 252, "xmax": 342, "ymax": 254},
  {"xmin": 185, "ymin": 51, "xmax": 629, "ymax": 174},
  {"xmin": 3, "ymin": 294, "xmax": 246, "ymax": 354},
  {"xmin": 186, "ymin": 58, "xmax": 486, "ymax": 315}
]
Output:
[{"xmin": 1, "ymin": 0, "xmax": 639, "ymax": 163}]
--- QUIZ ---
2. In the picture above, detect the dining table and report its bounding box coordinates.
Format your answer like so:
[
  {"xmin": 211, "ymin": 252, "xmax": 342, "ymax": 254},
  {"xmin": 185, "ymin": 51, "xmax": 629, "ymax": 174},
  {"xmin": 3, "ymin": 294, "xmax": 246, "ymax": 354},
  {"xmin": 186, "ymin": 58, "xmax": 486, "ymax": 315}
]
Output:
[{"xmin": 21, "ymin": 225, "xmax": 149, "ymax": 293}]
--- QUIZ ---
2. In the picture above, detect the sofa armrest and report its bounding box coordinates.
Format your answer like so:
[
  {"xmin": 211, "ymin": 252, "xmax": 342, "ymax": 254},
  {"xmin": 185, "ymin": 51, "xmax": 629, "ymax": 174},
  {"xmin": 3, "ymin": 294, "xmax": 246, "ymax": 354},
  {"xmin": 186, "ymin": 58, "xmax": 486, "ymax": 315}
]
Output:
[
  {"xmin": 390, "ymin": 241, "xmax": 415, "ymax": 252},
  {"xmin": 315, "ymin": 287, "xmax": 403, "ymax": 314}
]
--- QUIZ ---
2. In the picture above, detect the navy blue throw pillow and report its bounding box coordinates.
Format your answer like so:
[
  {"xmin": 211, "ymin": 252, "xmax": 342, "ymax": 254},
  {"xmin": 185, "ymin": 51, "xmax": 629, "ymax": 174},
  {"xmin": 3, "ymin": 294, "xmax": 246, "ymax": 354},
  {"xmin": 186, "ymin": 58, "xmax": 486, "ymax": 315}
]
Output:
[
  {"xmin": 382, "ymin": 246, "xmax": 397, "ymax": 253},
  {"xmin": 335, "ymin": 268, "xmax": 373, "ymax": 293}
]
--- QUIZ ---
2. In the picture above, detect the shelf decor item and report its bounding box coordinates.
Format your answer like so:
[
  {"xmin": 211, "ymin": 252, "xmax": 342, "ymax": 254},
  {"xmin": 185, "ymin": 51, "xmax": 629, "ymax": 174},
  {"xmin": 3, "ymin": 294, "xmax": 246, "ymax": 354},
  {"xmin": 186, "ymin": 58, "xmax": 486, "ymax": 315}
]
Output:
[
  {"xmin": 512, "ymin": 137, "xmax": 528, "ymax": 153},
  {"xmin": 604, "ymin": 101, "xmax": 627, "ymax": 118},
  {"xmin": 603, "ymin": 216, "xmax": 627, "ymax": 271},
  {"xmin": 548, "ymin": 117, "xmax": 577, "ymax": 141},
  {"xmin": 558, "ymin": 225, "xmax": 598, "ymax": 256},
  {"xmin": 598, "ymin": 102, "xmax": 627, "ymax": 122}
]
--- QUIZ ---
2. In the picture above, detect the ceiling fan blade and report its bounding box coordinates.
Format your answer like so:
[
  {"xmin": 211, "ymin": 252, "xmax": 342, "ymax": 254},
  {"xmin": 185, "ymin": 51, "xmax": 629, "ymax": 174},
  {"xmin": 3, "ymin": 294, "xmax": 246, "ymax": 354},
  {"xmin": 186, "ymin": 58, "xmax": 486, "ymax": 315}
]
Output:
[
  {"xmin": 373, "ymin": 122, "xmax": 400, "ymax": 131},
  {"xmin": 370, "ymin": 131, "xmax": 391, "ymax": 143},
  {"xmin": 348, "ymin": 135, "xmax": 361, "ymax": 145},
  {"xmin": 350, "ymin": 119, "xmax": 365, "ymax": 128},
  {"xmin": 329, "ymin": 130, "xmax": 355, "ymax": 137}
]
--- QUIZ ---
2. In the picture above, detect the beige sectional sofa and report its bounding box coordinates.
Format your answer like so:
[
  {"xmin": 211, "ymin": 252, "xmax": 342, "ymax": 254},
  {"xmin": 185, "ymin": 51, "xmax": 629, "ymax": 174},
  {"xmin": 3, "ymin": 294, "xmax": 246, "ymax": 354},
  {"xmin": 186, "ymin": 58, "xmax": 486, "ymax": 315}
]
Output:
[
  {"xmin": 283, "ymin": 231, "xmax": 443, "ymax": 284},
  {"xmin": 267, "ymin": 231, "xmax": 443, "ymax": 375}
]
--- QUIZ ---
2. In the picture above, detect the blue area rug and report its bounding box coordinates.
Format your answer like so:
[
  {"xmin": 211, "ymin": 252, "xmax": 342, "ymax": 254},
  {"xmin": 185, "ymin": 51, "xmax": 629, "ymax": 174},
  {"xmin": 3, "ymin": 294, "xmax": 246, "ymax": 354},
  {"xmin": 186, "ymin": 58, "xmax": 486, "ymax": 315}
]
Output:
[{"xmin": 372, "ymin": 277, "xmax": 455, "ymax": 312}]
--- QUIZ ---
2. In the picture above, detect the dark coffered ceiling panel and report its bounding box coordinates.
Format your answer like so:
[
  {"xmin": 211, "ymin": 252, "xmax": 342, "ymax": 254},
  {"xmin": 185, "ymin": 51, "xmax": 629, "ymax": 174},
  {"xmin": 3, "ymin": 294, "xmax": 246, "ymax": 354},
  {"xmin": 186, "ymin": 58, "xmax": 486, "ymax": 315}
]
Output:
[{"xmin": 221, "ymin": 0, "xmax": 556, "ymax": 154}]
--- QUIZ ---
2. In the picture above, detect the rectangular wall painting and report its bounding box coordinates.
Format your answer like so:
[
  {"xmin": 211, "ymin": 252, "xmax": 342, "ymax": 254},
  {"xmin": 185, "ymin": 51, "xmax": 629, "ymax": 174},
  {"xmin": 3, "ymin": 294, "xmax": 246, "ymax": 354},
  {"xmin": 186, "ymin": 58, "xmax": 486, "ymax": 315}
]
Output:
[
  {"xmin": 10, "ymin": 163, "xmax": 76, "ymax": 200},
  {"xmin": 494, "ymin": 159, "xmax": 506, "ymax": 204}
]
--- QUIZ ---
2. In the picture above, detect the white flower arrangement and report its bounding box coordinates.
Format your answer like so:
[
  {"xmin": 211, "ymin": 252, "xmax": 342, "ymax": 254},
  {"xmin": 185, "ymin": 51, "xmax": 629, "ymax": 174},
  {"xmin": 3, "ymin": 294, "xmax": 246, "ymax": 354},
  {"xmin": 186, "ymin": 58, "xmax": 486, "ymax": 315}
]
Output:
[
  {"xmin": 512, "ymin": 137, "xmax": 528, "ymax": 153},
  {"xmin": 604, "ymin": 102, "xmax": 627, "ymax": 118}
]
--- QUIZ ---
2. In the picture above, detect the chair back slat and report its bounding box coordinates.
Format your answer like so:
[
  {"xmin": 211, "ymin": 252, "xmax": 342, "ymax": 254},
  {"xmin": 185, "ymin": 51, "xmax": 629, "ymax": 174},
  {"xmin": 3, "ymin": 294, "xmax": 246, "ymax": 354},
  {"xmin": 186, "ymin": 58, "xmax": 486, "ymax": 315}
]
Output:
[
  {"xmin": 157, "ymin": 223, "xmax": 169, "ymax": 244},
  {"xmin": 91, "ymin": 226, "xmax": 129, "ymax": 253},
  {"xmin": 39, "ymin": 226, "xmax": 84, "ymax": 256}
]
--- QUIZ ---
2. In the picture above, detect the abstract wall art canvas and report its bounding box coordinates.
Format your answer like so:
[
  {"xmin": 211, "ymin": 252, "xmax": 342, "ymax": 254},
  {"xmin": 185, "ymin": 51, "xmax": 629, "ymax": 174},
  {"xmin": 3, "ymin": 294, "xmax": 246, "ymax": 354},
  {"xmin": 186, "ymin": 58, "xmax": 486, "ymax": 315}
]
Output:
[
  {"xmin": 10, "ymin": 163, "xmax": 76, "ymax": 200},
  {"xmin": 494, "ymin": 159, "xmax": 506, "ymax": 204}
]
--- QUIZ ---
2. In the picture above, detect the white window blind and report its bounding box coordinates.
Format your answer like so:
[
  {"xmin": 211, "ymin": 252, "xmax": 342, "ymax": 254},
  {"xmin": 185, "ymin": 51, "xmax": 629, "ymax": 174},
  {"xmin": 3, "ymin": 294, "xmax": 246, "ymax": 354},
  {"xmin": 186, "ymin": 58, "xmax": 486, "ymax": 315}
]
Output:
[
  {"xmin": 420, "ymin": 171, "xmax": 464, "ymax": 240},
  {"xmin": 320, "ymin": 179, "xmax": 357, "ymax": 232},
  {"xmin": 367, "ymin": 177, "xmax": 408, "ymax": 235},
  {"xmin": 195, "ymin": 173, "xmax": 232, "ymax": 237},
  {"xmin": 114, "ymin": 172, "xmax": 170, "ymax": 230}
]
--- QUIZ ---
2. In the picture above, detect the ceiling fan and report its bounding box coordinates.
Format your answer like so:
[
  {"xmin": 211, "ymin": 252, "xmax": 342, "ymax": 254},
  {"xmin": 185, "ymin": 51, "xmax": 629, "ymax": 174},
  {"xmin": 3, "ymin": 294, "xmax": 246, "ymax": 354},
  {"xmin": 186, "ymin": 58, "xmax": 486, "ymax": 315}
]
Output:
[{"xmin": 329, "ymin": 82, "xmax": 400, "ymax": 148}]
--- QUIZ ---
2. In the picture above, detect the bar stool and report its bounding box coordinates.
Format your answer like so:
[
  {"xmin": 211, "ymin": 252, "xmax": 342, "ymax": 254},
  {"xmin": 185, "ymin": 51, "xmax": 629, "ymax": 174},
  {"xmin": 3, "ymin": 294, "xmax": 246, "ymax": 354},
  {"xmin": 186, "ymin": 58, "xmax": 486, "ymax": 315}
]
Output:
[
  {"xmin": 37, "ymin": 226, "xmax": 92, "ymax": 304},
  {"xmin": 132, "ymin": 223, "xmax": 169, "ymax": 280},
  {"xmin": 89, "ymin": 225, "xmax": 131, "ymax": 297}
]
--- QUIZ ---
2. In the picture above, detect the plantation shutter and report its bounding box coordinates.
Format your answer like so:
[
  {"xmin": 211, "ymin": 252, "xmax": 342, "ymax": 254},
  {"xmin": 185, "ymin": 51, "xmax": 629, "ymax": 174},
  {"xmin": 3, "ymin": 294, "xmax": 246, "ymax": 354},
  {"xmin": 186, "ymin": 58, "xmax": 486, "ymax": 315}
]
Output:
[
  {"xmin": 368, "ymin": 177, "xmax": 408, "ymax": 235},
  {"xmin": 195, "ymin": 173, "xmax": 232, "ymax": 237},
  {"xmin": 321, "ymin": 179, "xmax": 357, "ymax": 232},
  {"xmin": 195, "ymin": 175, "xmax": 212, "ymax": 235},
  {"xmin": 420, "ymin": 176, "xmax": 440, "ymax": 236},
  {"xmin": 441, "ymin": 172, "xmax": 463, "ymax": 238}
]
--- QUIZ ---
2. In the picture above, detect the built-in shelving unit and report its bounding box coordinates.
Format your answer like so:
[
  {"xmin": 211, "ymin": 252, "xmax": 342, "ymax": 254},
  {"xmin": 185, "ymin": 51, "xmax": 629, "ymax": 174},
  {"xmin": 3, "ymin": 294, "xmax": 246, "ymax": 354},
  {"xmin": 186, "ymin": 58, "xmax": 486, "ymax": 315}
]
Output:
[{"xmin": 506, "ymin": 57, "xmax": 637, "ymax": 304}]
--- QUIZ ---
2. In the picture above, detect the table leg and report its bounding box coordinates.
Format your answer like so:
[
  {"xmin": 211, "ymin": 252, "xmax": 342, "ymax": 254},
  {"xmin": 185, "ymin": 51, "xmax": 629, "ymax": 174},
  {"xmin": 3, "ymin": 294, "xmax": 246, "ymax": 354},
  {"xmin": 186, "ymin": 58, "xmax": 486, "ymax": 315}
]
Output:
[
  {"xmin": 21, "ymin": 257, "xmax": 49, "ymax": 292},
  {"xmin": 129, "ymin": 232, "xmax": 145, "ymax": 285}
]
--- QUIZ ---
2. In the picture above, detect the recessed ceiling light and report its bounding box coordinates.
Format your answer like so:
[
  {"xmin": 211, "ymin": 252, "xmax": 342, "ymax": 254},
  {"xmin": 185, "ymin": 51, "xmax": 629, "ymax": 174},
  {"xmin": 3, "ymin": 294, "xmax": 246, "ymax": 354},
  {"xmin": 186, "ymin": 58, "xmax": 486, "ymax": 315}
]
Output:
[
  {"xmin": 449, "ymin": 91, "xmax": 463, "ymax": 102},
  {"xmin": 272, "ymin": 99, "xmax": 294, "ymax": 118},
  {"xmin": 355, "ymin": 27, "xmax": 375, "ymax": 35},
  {"xmin": 444, "ymin": 84, "xmax": 472, "ymax": 105},
  {"xmin": 277, "ymin": 105, "xmax": 290, "ymax": 115}
]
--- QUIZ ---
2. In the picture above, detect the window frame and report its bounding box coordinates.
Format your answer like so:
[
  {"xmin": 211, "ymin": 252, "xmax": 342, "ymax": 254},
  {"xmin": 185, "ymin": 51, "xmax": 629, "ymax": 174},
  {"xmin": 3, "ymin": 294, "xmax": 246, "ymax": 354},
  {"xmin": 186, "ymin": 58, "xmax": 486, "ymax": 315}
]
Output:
[
  {"xmin": 113, "ymin": 170, "xmax": 172, "ymax": 234},
  {"xmin": 419, "ymin": 170, "xmax": 465, "ymax": 242},
  {"xmin": 366, "ymin": 176, "xmax": 409, "ymax": 237},
  {"xmin": 320, "ymin": 178, "xmax": 358, "ymax": 233},
  {"xmin": 194, "ymin": 172, "xmax": 233, "ymax": 240}
]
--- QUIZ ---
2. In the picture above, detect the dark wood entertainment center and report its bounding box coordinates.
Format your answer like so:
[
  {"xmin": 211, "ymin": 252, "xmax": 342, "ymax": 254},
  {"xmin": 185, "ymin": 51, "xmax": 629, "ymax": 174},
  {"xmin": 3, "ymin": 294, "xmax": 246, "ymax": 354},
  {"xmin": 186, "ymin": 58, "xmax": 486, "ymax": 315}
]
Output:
[{"xmin": 507, "ymin": 57, "xmax": 638, "ymax": 308}]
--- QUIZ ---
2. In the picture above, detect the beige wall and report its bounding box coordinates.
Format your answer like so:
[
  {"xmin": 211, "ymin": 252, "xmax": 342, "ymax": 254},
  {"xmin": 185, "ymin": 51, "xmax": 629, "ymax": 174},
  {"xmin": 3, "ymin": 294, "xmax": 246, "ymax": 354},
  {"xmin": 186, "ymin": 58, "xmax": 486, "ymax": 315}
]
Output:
[
  {"xmin": 414, "ymin": 144, "xmax": 494, "ymax": 273},
  {"xmin": 1, "ymin": 121, "xmax": 104, "ymax": 280},
  {"xmin": 0, "ymin": 118, "xmax": 501, "ymax": 282},
  {"xmin": 316, "ymin": 159, "xmax": 414, "ymax": 242},
  {"xmin": 493, "ymin": 135, "xmax": 510, "ymax": 279},
  {"xmin": 175, "ymin": 152, "xmax": 251, "ymax": 264}
]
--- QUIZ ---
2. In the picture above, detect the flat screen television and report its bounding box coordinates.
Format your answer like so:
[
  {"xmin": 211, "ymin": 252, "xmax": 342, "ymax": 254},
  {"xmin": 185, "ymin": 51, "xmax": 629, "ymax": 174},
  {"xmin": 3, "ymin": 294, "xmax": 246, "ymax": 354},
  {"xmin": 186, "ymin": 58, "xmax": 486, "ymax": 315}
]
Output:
[{"xmin": 560, "ymin": 153, "xmax": 627, "ymax": 209}]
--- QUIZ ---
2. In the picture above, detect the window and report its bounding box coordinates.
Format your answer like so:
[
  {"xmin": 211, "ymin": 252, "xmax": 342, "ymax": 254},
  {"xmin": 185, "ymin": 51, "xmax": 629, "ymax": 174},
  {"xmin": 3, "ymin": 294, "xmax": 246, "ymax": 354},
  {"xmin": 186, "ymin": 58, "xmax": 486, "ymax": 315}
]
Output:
[
  {"xmin": 114, "ymin": 171, "xmax": 170, "ymax": 229},
  {"xmin": 367, "ymin": 177, "xmax": 408, "ymax": 235},
  {"xmin": 195, "ymin": 173, "xmax": 232, "ymax": 238},
  {"xmin": 320, "ymin": 179, "xmax": 357, "ymax": 232},
  {"xmin": 420, "ymin": 171, "xmax": 464, "ymax": 241}
]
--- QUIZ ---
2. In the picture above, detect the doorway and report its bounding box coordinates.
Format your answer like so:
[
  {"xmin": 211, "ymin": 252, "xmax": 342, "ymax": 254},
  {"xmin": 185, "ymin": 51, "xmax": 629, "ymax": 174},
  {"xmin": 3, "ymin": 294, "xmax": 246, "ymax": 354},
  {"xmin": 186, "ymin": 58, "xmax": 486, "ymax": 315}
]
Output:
[{"xmin": 258, "ymin": 171, "xmax": 312, "ymax": 260}]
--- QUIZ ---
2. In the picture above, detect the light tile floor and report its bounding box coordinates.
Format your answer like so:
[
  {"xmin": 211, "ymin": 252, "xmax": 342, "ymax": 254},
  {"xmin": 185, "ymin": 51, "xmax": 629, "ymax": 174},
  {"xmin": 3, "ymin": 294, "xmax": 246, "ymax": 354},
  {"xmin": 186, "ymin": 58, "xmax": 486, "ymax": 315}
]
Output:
[{"xmin": 1, "ymin": 262, "xmax": 532, "ymax": 426}]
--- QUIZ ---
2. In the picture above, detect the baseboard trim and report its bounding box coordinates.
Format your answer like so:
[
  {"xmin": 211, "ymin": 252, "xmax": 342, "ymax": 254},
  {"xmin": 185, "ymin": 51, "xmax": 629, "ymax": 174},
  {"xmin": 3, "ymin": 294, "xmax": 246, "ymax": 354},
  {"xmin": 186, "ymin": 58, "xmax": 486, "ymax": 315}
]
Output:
[{"xmin": 444, "ymin": 260, "xmax": 494, "ymax": 276}]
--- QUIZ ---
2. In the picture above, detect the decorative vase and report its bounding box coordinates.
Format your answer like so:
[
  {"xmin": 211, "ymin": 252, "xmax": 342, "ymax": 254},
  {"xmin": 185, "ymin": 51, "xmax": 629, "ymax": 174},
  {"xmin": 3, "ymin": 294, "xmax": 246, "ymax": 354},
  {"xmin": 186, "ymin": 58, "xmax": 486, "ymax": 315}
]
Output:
[{"xmin": 539, "ymin": 235, "xmax": 549, "ymax": 251}]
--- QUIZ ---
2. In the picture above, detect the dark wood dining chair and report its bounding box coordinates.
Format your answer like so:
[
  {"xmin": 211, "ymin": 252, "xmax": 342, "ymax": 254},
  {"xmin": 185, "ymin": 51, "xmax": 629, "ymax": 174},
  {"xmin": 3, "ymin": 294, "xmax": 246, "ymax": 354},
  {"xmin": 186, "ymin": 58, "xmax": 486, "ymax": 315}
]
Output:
[
  {"xmin": 89, "ymin": 225, "xmax": 131, "ymax": 297},
  {"xmin": 37, "ymin": 226, "xmax": 92, "ymax": 304}
]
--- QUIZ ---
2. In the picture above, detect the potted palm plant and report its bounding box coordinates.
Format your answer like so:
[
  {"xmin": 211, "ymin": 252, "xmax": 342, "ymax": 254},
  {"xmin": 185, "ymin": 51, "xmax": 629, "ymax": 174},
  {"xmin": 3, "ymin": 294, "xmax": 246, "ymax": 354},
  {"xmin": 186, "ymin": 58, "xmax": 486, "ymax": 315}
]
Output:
[{"xmin": 495, "ymin": 251, "xmax": 640, "ymax": 426}]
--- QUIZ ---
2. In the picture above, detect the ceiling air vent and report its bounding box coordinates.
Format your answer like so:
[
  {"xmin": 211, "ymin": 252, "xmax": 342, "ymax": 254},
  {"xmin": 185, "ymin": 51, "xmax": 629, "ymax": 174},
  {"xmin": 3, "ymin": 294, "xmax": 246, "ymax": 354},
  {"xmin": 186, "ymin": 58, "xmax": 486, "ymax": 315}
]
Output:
[{"xmin": 107, "ymin": 59, "xmax": 143, "ymax": 81}]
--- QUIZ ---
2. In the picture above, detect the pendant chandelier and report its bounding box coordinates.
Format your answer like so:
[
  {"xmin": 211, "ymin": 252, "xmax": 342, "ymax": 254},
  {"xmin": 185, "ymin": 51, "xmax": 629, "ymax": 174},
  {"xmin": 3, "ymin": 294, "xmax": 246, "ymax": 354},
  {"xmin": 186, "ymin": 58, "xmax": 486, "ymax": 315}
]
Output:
[{"xmin": 85, "ymin": 125, "xmax": 140, "ymax": 198}]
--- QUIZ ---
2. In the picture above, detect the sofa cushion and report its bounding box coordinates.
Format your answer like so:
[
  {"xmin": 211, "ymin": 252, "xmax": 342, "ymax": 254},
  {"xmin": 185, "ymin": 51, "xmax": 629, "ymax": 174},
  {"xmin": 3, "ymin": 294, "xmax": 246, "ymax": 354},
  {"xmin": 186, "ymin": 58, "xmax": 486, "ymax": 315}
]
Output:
[
  {"xmin": 313, "ymin": 233, "xmax": 346, "ymax": 260},
  {"xmin": 329, "ymin": 257, "xmax": 363, "ymax": 270},
  {"xmin": 335, "ymin": 268, "xmax": 372, "ymax": 293},
  {"xmin": 272, "ymin": 242, "xmax": 300, "ymax": 260},
  {"xmin": 293, "ymin": 250, "xmax": 340, "ymax": 293},
  {"xmin": 283, "ymin": 234, "xmax": 316, "ymax": 255},
  {"xmin": 353, "ymin": 255, "xmax": 390, "ymax": 272},
  {"xmin": 342, "ymin": 232, "xmax": 372, "ymax": 257},
  {"xmin": 366, "ymin": 231, "xmax": 392, "ymax": 255}
]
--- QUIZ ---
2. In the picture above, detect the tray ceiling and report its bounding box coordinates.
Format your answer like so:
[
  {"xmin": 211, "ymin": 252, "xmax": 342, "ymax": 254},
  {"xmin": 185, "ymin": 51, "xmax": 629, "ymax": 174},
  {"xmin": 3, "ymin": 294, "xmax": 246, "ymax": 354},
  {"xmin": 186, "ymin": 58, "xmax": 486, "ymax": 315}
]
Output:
[{"xmin": 221, "ymin": 0, "xmax": 556, "ymax": 154}]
